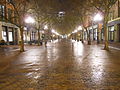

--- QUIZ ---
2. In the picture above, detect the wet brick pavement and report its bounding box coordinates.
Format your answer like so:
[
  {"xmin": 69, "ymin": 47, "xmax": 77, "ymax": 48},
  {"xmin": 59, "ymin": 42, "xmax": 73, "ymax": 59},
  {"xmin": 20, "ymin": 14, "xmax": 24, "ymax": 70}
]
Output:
[{"xmin": 0, "ymin": 39, "xmax": 120, "ymax": 90}]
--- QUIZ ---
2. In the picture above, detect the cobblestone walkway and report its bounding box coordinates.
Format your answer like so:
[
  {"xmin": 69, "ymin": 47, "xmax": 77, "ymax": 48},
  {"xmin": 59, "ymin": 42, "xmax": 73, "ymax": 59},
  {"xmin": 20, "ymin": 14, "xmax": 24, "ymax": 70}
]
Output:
[{"xmin": 0, "ymin": 39, "xmax": 120, "ymax": 90}]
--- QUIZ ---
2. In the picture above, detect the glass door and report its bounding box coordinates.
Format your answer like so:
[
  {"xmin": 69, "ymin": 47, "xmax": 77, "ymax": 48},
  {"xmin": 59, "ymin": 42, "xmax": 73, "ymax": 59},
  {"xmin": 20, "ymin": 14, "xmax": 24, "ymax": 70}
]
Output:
[{"xmin": 108, "ymin": 26, "xmax": 114, "ymax": 42}]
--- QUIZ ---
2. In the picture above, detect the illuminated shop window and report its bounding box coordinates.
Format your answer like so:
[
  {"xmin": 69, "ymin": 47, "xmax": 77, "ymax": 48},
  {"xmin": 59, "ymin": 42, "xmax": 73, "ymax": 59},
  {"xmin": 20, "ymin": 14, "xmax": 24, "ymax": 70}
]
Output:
[
  {"xmin": 2, "ymin": 31, "xmax": 7, "ymax": 41},
  {"xmin": 9, "ymin": 31, "xmax": 13, "ymax": 42}
]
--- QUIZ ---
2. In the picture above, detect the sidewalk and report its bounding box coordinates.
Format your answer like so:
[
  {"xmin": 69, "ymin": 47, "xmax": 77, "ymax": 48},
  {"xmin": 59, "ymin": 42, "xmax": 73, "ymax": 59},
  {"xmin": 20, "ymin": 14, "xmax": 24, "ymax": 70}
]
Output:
[
  {"xmin": 109, "ymin": 42, "xmax": 120, "ymax": 48},
  {"xmin": 90, "ymin": 41, "xmax": 120, "ymax": 50},
  {"xmin": 0, "ymin": 45, "xmax": 19, "ymax": 50}
]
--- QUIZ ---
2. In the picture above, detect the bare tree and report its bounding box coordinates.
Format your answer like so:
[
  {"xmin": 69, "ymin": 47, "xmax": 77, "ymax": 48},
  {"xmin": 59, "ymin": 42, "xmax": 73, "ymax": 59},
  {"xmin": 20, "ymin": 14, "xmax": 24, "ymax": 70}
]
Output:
[
  {"xmin": 74, "ymin": 0, "xmax": 95, "ymax": 45},
  {"xmin": 30, "ymin": 0, "xmax": 55, "ymax": 45},
  {"xmin": 11, "ymin": 0, "xmax": 30, "ymax": 52}
]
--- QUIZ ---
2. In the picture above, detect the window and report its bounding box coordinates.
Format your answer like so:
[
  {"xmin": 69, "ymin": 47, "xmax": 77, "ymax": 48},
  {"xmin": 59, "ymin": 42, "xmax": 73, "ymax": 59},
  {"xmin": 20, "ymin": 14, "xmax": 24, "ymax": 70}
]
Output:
[
  {"xmin": 109, "ymin": 11, "xmax": 114, "ymax": 20},
  {"xmin": 8, "ymin": 9, "xmax": 13, "ymax": 21},
  {"xmin": 0, "ymin": 5, "xmax": 5, "ymax": 20},
  {"xmin": 14, "ymin": 11, "xmax": 18, "ymax": 23},
  {"xmin": 101, "ymin": 28, "xmax": 104, "ymax": 41},
  {"xmin": 2, "ymin": 26, "xmax": 7, "ymax": 42},
  {"xmin": 93, "ymin": 29, "xmax": 97, "ymax": 40},
  {"xmin": 108, "ymin": 26, "xmax": 115, "ymax": 41},
  {"xmin": 7, "ymin": 0, "xmax": 13, "ymax": 3},
  {"xmin": 9, "ymin": 31, "xmax": 13, "ymax": 42},
  {"xmin": 8, "ymin": 28, "xmax": 13, "ymax": 42},
  {"xmin": 118, "ymin": 0, "xmax": 120, "ymax": 17}
]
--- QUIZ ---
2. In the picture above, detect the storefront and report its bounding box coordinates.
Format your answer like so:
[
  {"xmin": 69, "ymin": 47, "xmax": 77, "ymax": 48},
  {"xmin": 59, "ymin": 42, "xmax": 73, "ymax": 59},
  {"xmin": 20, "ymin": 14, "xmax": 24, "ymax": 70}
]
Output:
[
  {"xmin": 2, "ymin": 26, "xmax": 8, "ymax": 42},
  {"xmin": 2, "ymin": 26, "xmax": 18, "ymax": 45},
  {"xmin": 93, "ymin": 28, "xmax": 97, "ymax": 41},
  {"xmin": 87, "ymin": 25, "xmax": 98, "ymax": 41},
  {"xmin": 84, "ymin": 31, "xmax": 87, "ymax": 40},
  {"xmin": 30, "ymin": 31, "xmax": 36, "ymax": 41},
  {"xmin": 108, "ymin": 17, "xmax": 120, "ymax": 42},
  {"xmin": 0, "ymin": 21, "xmax": 19, "ymax": 45},
  {"xmin": 108, "ymin": 26, "xmax": 115, "ymax": 42},
  {"xmin": 8, "ymin": 27, "xmax": 14, "ymax": 44}
]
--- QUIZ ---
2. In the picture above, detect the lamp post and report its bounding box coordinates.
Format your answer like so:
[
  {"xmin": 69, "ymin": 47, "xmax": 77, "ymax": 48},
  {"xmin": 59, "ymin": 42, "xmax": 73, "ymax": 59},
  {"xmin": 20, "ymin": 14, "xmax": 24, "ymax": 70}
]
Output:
[
  {"xmin": 93, "ymin": 13, "xmax": 103, "ymax": 44},
  {"xmin": 25, "ymin": 16, "xmax": 35, "ymax": 45}
]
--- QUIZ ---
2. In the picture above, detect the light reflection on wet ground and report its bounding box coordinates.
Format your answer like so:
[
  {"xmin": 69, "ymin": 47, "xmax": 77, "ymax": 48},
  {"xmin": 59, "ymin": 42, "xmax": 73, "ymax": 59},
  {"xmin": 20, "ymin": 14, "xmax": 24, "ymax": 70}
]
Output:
[{"xmin": 0, "ymin": 39, "xmax": 120, "ymax": 89}]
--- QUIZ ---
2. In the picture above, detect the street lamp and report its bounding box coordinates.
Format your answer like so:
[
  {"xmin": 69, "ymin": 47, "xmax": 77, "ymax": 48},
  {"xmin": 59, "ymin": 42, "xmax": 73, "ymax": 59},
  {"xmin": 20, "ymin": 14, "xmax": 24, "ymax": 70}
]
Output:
[
  {"xmin": 25, "ymin": 16, "xmax": 35, "ymax": 24},
  {"xmin": 44, "ymin": 25, "xmax": 48, "ymax": 30},
  {"xmin": 77, "ymin": 26, "xmax": 82, "ymax": 31},
  {"xmin": 51, "ymin": 29, "xmax": 61, "ymax": 39},
  {"xmin": 93, "ymin": 13, "xmax": 103, "ymax": 22},
  {"xmin": 51, "ymin": 29, "xmax": 55, "ymax": 33}
]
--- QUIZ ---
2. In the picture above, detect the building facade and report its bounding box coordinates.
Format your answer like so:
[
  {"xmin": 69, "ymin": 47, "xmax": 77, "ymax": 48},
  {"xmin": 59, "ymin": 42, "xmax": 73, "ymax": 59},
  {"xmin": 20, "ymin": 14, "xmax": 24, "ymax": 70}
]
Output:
[
  {"xmin": 107, "ymin": 0, "xmax": 120, "ymax": 42},
  {"xmin": 84, "ymin": 0, "xmax": 120, "ymax": 43},
  {"xmin": 0, "ymin": 0, "xmax": 20, "ymax": 45}
]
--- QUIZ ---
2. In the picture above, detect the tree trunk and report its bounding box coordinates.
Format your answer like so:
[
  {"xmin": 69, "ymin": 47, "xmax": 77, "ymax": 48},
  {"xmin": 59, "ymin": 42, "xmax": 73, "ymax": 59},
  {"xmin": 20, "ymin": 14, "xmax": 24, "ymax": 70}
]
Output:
[
  {"xmin": 37, "ymin": 29, "xmax": 40, "ymax": 46},
  {"xmin": 85, "ymin": 27, "xmax": 91, "ymax": 45},
  {"xmin": 97, "ymin": 23, "xmax": 103, "ymax": 44},
  {"xmin": 20, "ymin": 27, "xmax": 24, "ymax": 52},
  {"xmin": 29, "ymin": 31, "xmax": 32, "ymax": 45},
  {"xmin": 103, "ymin": 12, "xmax": 109, "ymax": 50},
  {"xmin": 97, "ymin": 24, "xmax": 100, "ymax": 44}
]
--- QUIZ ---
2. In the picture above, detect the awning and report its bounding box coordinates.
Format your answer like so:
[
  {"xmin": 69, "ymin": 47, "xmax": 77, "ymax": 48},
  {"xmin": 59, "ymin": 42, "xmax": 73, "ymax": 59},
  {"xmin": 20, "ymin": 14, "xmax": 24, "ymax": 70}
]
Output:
[{"xmin": 108, "ymin": 17, "xmax": 120, "ymax": 26}]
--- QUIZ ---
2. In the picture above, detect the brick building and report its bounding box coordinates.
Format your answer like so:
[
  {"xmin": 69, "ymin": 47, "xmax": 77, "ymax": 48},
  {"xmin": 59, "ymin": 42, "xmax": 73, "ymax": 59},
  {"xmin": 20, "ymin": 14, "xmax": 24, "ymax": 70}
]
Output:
[
  {"xmin": 0, "ymin": 0, "xmax": 20, "ymax": 45},
  {"xmin": 108, "ymin": 0, "xmax": 120, "ymax": 42}
]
